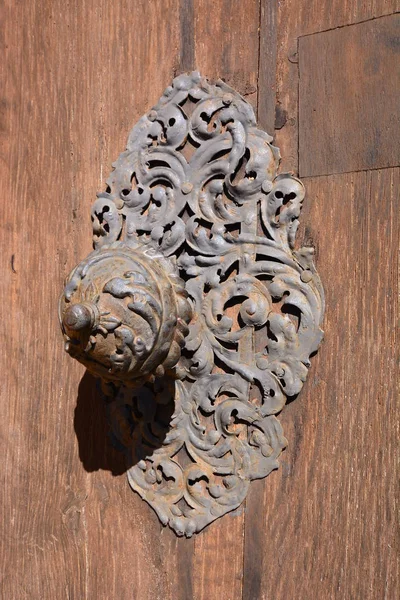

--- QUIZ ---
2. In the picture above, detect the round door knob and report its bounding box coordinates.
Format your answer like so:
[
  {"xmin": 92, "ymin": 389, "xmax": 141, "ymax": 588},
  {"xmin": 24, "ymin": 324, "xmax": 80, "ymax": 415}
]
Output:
[{"xmin": 59, "ymin": 243, "xmax": 192, "ymax": 386}]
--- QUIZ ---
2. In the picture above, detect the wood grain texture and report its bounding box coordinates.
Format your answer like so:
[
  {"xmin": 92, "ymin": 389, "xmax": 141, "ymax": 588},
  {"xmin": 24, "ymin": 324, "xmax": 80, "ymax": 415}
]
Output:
[
  {"xmin": 243, "ymin": 168, "xmax": 399, "ymax": 599},
  {"xmin": 274, "ymin": 0, "xmax": 400, "ymax": 173},
  {"xmin": 0, "ymin": 1, "xmax": 185, "ymax": 598},
  {"xmin": 244, "ymin": 5, "xmax": 400, "ymax": 596},
  {"xmin": 180, "ymin": 0, "xmax": 195, "ymax": 72},
  {"xmin": 191, "ymin": 2, "xmax": 261, "ymax": 598},
  {"xmin": 257, "ymin": 0, "xmax": 278, "ymax": 135},
  {"xmin": 194, "ymin": 0, "xmax": 260, "ymax": 110},
  {"xmin": 246, "ymin": 3, "xmax": 400, "ymax": 598},
  {"xmin": 0, "ymin": 1, "xmax": 262, "ymax": 599},
  {"xmin": 2, "ymin": 0, "xmax": 399, "ymax": 598},
  {"xmin": 299, "ymin": 14, "xmax": 400, "ymax": 176}
]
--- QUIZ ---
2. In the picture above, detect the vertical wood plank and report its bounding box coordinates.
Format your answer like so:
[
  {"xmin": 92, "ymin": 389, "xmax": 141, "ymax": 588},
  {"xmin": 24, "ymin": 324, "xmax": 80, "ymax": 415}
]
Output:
[
  {"xmin": 245, "ymin": 3, "xmax": 400, "ymax": 598},
  {"xmin": 257, "ymin": 0, "xmax": 278, "ymax": 135},
  {"xmin": 0, "ymin": 1, "xmax": 187, "ymax": 598},
  {"xmin": 180, "ymin": 0, "xmax": 196, "ymax": 72},
  {"xmin": 243, "ymin": 169, "xmax": 400, "ymax": 599},
  {"xmin": 194, "ymin": 0, "xmax": 260, "ymax": 108},
  {"xmin": 190, "ymin": 1, "xmax": 261, "ymax": 598}
]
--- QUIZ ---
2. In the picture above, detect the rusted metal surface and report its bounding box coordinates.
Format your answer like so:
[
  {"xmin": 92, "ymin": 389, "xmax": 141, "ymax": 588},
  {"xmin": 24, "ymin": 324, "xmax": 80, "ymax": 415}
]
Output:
[
  {"xmin": 59, "ymin": 245, "xmax": 192, "ymax": 387},
  {"xmin": 59, "ymin": 72, "xmax": 324, "ymax": 536}
]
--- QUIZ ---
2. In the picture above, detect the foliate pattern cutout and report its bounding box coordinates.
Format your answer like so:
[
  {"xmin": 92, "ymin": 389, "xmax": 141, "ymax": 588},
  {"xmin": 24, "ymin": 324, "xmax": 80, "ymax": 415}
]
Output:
[{"xmin": 98, "ymin": 72, "xmax": 324, "ymax": 536}]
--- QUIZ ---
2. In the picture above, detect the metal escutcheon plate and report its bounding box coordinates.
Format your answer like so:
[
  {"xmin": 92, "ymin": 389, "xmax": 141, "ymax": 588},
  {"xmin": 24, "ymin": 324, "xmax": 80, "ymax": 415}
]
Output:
[{"xmin": 59, "ymin": 72, "xmax": 324, "ymax": 537}]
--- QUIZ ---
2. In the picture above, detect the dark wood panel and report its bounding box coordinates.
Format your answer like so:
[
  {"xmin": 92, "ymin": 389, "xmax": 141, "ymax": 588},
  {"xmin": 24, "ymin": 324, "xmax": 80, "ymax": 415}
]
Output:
[
  {"xmin": 299, "ymin": 14, "xmax": 400, "ymax": 176},
  {"xmin": 257, "ymin": 0, "xmax": 278, "ymax": 134},
  {"xmin": 243, "ymin": 168, "xmax": 399, "ymax": 599},
  {"xmin": 274, "ymin": 0, "xmax": 400, "ymax": 173}
]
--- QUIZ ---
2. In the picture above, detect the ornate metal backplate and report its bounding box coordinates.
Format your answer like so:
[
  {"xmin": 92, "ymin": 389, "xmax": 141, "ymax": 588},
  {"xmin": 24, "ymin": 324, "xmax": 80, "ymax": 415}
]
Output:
[{"xmin": 59, "ymin": 72, "xmax": 324, "ymax": 537}]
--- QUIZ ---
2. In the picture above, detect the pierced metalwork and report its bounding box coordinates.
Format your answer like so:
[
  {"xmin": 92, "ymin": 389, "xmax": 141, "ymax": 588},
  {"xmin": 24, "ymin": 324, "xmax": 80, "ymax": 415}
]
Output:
[{"xmin": 59, "ymin": 72, "xmax": 324, "ymax": 537}]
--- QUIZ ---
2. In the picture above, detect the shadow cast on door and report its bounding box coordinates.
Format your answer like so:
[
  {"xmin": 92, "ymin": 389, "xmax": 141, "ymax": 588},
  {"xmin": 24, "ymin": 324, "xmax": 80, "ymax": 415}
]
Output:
[{"xmin": 74, "ymin": 371, "xmax": 175, "ymax": 476}]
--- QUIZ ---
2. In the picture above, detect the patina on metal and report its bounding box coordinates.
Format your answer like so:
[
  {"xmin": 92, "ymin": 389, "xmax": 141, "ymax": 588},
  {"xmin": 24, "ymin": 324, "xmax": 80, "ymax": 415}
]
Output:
[
  {"xmin": 59, "ymin": 72, "xmax": 324, "ymax": 537},
  {"xmin": 59, "ymin": 245, "xmax": 192, "ymax": 386}
]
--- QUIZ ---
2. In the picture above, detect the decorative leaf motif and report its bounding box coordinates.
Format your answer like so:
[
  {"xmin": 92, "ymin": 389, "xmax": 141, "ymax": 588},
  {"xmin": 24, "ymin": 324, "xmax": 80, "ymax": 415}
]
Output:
[{"xmin": 100, "ymin": 73, "xmax": 324, "ymax": 536}]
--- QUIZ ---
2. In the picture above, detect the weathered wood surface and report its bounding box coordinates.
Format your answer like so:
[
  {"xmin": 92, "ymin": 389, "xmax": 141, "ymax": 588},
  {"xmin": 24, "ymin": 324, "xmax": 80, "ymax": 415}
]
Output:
[
  {"xmin": 244, "ymin": 4, "xmax": 400, "ymax": 598},
  {"xmin": 0, "ymin": 0, "xmax": 258, "ymax": 598},
  {"xmin": 182, "ymin": 3, "xmax": 261, "ymax": 598},
  {"xmin": 274, "ymin": 0, "xmax": 400, "ymax": 173},
  {"xmin": 299, "ymin": 14, "xmax": 400, "ymax": 176},
  {"xmin": 243, "ymin": 168, "xmax": 399, "ymax": 599},
  {"xmin": 1, "ymin": 1, "xmax": 184, "ymax": 598},
  {"xmin": 1, "ymin": 0, "xmax": 399, "ymax": 599}
]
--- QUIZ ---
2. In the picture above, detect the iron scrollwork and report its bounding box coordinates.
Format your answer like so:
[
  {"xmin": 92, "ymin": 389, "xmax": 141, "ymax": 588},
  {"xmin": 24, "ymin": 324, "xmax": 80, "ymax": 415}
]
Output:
[{"xmin": 59, "ymin": 72, "xmax": 324, "ymax": 536}]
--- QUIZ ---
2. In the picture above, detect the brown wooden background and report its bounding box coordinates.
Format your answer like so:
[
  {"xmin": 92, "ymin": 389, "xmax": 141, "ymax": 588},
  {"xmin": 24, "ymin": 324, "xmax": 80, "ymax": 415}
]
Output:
[{"xmin": 1, "ymin": 1, "xmax": 399, "ymax": 598}]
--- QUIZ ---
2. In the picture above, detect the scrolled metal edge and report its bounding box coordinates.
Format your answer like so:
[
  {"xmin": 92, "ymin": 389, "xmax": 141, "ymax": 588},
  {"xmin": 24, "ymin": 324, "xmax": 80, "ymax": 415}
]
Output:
[{"xmin": 89, "ymin": 72, "xmax": 324, "ymax": 536}]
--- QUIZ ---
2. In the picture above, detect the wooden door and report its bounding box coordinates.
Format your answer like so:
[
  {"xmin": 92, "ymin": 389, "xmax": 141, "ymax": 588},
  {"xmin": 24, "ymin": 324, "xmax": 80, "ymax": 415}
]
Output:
[{"xmin": 1, "ymin": 1, "xmax": 398, "ymax": 598}]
